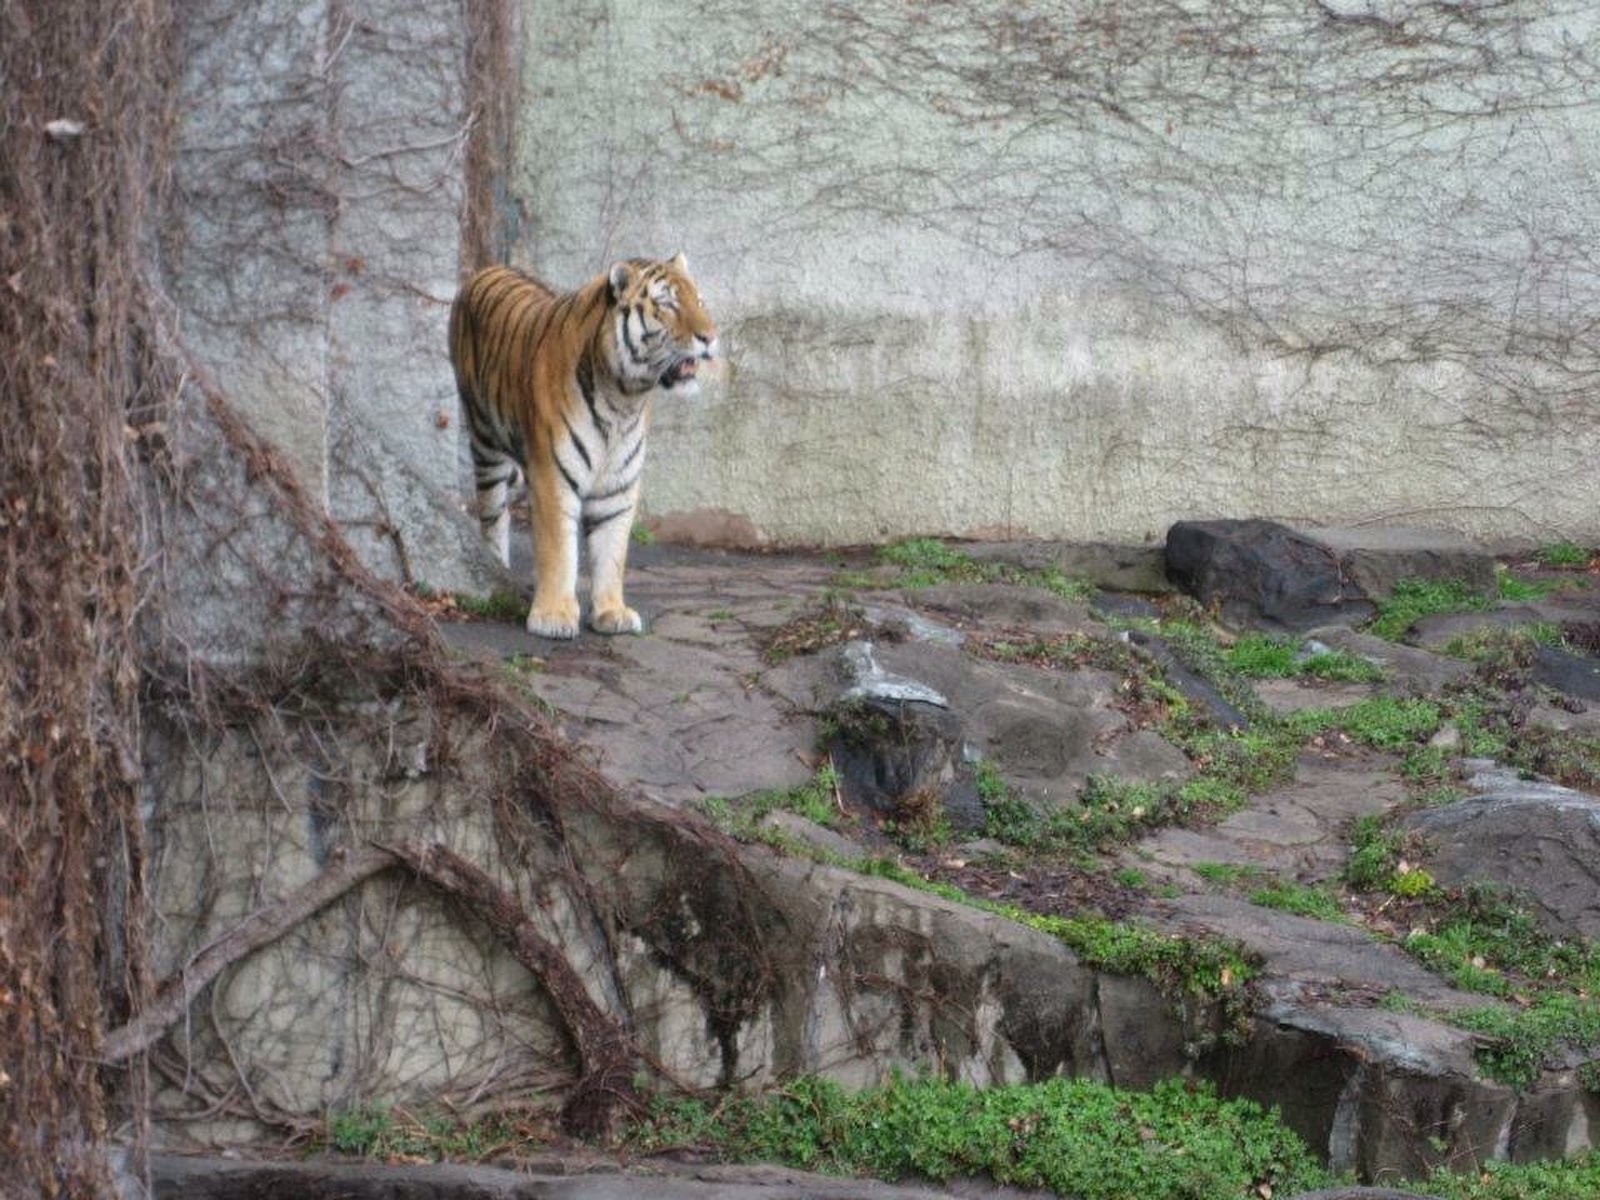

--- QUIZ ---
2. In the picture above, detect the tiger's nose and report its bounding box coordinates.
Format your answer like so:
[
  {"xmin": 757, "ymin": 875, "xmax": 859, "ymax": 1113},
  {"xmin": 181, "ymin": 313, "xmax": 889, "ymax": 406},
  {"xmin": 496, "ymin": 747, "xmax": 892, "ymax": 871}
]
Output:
[{"xmin": 696, "ymin": 332, "xmax": 719, "ymax": 360}]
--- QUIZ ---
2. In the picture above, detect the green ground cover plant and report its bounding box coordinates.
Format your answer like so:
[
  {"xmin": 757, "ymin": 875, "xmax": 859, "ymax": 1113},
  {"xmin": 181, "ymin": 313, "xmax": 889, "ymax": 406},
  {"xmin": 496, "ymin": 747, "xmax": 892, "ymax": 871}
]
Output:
[
  {"xmin": 1283, "ymin": 695, "xmax": 1444, "ymax": 750},
  {"xmin": 624, "ymin": 1075, "xmax": 1325, "ymax": 1200},
  {"xmin": 856, "ymin": 858, "xmax": 1256, "ymax": 1013},
  {"xmin": 1368, "ymin": 577, "xmax": 1491, "ymax": 640}
]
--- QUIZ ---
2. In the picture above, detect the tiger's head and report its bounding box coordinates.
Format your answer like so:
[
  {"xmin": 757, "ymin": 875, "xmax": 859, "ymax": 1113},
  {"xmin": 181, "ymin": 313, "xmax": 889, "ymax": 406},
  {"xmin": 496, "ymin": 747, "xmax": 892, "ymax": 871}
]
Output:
[{"xmin": 604, "ymin": 253, "xmax": 719, "ymax": 396}]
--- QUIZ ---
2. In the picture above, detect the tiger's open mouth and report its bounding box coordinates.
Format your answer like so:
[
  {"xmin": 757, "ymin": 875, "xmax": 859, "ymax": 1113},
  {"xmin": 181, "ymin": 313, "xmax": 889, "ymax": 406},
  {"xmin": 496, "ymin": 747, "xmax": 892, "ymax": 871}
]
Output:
[{"xmin": 661, "ymin": 357, "xmax": 698, "ymax": 387}]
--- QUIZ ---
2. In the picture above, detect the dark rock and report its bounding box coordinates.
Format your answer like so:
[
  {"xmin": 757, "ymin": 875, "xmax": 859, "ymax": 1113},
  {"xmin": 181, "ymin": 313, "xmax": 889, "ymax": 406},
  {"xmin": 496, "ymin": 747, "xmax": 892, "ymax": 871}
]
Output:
[
  {"xmin": 826, "ymin": 694, "xmax": 985, "ymax": 833},
  {"xmin": 1165, "ymin": 519, "xmax": 1375, "ymax": 631},
  {"xmin": 1533, "ymin": 643, "xmax": 1600, "ymax": 702},
  {"xmin": 1404, "ymin": 764, "xmax": 1600, "ymax": 942},
  {"xmin": 1129, "ymin": 630, "xmax": 1251, "ymax": 729},
  {"xmin": 865, "ymin": 639, "xmax": 1191, "ymax": 805},
  {"xmin": 1089, "ymin": 589, "xmax": 1161, "ymax": 621}
]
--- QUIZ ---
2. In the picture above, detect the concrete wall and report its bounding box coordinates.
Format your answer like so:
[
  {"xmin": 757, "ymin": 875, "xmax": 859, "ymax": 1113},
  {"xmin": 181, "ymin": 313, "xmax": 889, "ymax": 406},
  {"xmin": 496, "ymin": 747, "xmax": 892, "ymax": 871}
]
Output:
[
  {"xmin": 513, "ymin": 1, "xmax": 1600, "ymax": 548},
  {"xmin": 166, "ymin": 2, "xmax": 506, "ymax": 594}
]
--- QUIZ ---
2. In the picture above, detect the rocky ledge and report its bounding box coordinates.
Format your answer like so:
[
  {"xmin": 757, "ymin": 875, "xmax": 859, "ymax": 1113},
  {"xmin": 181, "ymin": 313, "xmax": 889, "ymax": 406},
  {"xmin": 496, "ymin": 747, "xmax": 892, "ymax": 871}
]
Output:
[{"xmin": 438, "ymin": 522, "xmax": 1600, "ymax": 1182}]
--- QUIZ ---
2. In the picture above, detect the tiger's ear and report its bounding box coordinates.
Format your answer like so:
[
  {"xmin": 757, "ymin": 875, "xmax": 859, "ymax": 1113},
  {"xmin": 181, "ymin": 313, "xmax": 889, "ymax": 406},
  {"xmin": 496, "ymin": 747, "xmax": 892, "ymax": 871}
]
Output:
[
  {"xmin": 670, "ymin": 250, "xmax": 689, "ymax": 273},
  {"xmin": 607, "ymin": 261, "xmax": 635, "ymax": 302}
]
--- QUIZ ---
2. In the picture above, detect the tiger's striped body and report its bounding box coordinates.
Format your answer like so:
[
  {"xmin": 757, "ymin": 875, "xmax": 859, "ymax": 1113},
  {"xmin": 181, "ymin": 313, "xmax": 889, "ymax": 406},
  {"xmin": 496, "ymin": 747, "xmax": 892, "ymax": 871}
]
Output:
[{"xmin": 448, "ymin": 255, "xmax": 718, "ymax": 638}]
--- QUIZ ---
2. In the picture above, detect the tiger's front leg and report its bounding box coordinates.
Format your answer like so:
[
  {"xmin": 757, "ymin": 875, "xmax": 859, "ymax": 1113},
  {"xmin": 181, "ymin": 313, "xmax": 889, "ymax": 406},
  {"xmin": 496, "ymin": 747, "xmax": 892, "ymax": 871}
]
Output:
[
  {"xmin": 525, "ymin": 464, "xmax": 582, "ymax": 639},
  {"xmin": 584, "ymin": 483, "xmax": 643, "ymax": 635}
]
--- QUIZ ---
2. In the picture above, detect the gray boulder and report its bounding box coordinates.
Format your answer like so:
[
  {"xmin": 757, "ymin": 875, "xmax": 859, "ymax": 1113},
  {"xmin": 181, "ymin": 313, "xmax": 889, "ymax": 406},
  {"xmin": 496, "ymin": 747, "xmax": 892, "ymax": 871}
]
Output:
[{"xmin": 1405, "ymin": 762, "xmax": 1600, "ymax": 941}]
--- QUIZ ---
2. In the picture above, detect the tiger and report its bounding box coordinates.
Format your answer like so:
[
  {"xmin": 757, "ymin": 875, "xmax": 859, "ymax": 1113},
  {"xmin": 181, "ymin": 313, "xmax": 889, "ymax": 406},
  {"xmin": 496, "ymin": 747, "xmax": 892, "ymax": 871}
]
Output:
[{"xmin": 448, "ymin": 254, "xmax": 718, "ymax": 638}]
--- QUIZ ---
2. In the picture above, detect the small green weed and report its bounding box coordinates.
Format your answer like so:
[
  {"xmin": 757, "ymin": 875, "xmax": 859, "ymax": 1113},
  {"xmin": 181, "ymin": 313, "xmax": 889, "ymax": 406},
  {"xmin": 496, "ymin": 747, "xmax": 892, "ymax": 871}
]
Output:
[
  {"xmin": 454, "ymin": 589, "xmax": 526, "ymax": 621},
  {"xmin": 327, "ymin": 1106, "xmax": 393, "ymax": 1156},
  {"xmin": 858, "ymin": 858, "xmax": 1256, "ymax": 1011},
  {"xmin": 1368, "ymin": 577, "xmax": 1490, "ymax": 640},
  {"xmin": 1372, "ymin": 880, "xmax": 1600, "ymax": 1086},
  {"xmin": 982, "ymin": 771, "xmax": 1249, "ymax": 858},
  {"xmin": 1224, "ymin": 633, "xmax": 1384, "ymax": 683},
  {"xmin": 703, "ymin": 765, "xmax": 843, "ymax": 837},
  {"xmin": 1495, "ymin": 566, "xmax": 1560, "ymax": 601},
  {"xmin": 1171, "ymin": 721, "xmax": 1301, "ymax": 794},
  {"xmin": 322, "ymin": 1105, "xmax": 511, "ymax": 1161},
  {"xmin": 1194, "ymin": 862, "xmax": 1264, "ymax": 887},
  {"xmin": 630, "ymin": 522, "xmax": 656, "ymax": 546},
  {"xmin": 974, "ymin": 759, "xmax": 1006, "ymax": 803},
  {"xmin": 1248, "ymin": 879, "xmax": 1345, "ymax": 922},
  {"xmin": 1535, "ymin": 540, "xmax": 1590, "ymax": 568},
  {"xmin": 1451, "ymin": 993, "xmax": 1600, "ymax": 1089},
  {"xmin": 1424, "ymin": 1151, "xmax": 1600, "ymax": 1200},
  {"xmin": 1343, "ymin": 815, "xmax": 1417, "ymax": 893}
]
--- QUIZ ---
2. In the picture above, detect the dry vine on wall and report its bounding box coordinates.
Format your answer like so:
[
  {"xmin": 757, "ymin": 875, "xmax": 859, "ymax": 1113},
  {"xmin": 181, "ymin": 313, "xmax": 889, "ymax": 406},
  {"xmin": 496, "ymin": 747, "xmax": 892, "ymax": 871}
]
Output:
[
  {"xmin": 1, "ymin": 1, "xmax": 176, "ymax": 1194},
  {"xmin": 3, "ymin": 3, "xmax": 792, "ymax": 1191}
]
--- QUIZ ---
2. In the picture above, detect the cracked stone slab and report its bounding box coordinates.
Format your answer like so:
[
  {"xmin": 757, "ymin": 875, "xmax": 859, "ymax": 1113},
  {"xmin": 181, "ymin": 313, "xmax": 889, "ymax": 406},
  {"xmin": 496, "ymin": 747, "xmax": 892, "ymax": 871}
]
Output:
[
  {"xmin": 1159, "ymin": 894, "xmax": 1495, "ymax": 1014},
  {"xmin": 1127, "ymin": 752, "xmax": 1404, "ymax": 884},
  {"xmin": 1302, "ymin": 626, "xmax": 1471, "ymax": 696}
]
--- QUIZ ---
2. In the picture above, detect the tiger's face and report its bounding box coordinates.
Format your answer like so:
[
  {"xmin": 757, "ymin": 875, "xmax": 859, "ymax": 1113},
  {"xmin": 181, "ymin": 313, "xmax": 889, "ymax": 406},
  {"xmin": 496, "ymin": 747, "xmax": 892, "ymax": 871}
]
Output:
[{"xmin": 606, "ymin": 253, "xmax": 719, "ymax": 395}]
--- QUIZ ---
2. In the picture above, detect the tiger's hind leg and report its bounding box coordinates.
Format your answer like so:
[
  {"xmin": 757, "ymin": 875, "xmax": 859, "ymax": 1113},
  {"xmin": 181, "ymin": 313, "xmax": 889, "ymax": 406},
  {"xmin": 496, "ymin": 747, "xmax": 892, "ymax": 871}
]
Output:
[{"xmin": 471, "ymin": 445, "xmax": 522, "ymax": 569}]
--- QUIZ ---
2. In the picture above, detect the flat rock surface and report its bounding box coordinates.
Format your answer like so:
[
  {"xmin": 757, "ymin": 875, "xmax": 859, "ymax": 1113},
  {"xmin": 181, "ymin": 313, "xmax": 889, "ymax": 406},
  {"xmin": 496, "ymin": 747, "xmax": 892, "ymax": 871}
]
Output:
[{"xmin": 1127, "ymin": 751, "xmax": 1404, "ymax": 884}]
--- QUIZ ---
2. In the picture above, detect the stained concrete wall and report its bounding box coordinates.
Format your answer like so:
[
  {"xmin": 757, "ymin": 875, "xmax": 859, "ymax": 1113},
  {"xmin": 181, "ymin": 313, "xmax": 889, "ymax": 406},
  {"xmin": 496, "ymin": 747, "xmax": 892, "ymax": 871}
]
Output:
[
  {"xmin": 513, "ymin": 1, "xmax": 1600, "ymax": 548},
  {"xmin": 165, "ymin": 2, "xmax": 507, "ymax": 595}
]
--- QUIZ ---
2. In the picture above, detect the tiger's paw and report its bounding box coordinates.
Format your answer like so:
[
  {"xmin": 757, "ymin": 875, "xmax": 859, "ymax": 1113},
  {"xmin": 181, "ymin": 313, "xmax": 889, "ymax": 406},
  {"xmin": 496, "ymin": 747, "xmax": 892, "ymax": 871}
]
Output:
[
  {"xmin": 589, "ymin": 605, "xmax": 644, "ymax": 636},
  {"xmin": 526, "ymin": 599, "xmax": 580, "ymax": 640}
]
